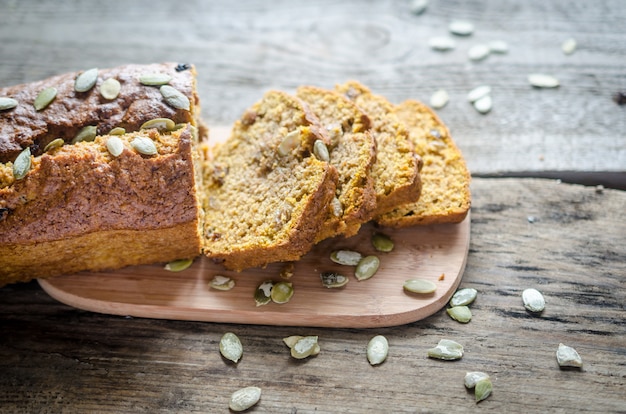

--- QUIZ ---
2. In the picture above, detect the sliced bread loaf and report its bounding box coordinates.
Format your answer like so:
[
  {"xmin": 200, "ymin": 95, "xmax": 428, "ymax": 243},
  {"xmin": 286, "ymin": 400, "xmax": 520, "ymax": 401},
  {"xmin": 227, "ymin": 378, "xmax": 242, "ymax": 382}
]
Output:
[
  {"xmin": 335, "ymin": 81, "xmax": 422, "ymax": 216},
  {"xmin": 296, "ymin": 86, "xmax": 377, "ymax": 241},
  {"xmin": 376, "ymin": 99, "xmax": 471, "ymax": 227},
  {"xmin": 201, "ymin": 91, "xmax": 338, "ymax": 271}
]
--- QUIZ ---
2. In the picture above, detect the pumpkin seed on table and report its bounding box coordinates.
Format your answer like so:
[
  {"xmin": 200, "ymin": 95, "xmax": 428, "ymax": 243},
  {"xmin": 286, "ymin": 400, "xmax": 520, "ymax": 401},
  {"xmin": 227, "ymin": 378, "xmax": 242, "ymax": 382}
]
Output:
[
  {"xmin": 106, "ymin": 136, "xmax": 124, "ymax": 157},
  {"xmin": 229, "ymin": 386, "xmax": 261, "ymax": 412},
  {"xmin": 556, "ymin": 343, "xmax": 583, "ymax": 368},
  {"xmin": 468, "ymin": 44, "xmax": 490, "ymax": 61},
  {"xmin": 474, "ymin": 378, "xmax": 493, "ymax": 403},
  {"xmin": 219, "ymin": 332, "xmax": 243, "ymax": 363},
  {"xmin": 409, "ymin": 0, "xmax": 428, "ymax": 15},
  {"xmin": 528, "ymin": 74, "xmax": 560, "ymax": 88},
  {"xmin": 254, "ymin": 281, "xmax": 274, "ymax": 306},
  {"xmin": 164, "ymin": 258, "xmax": 193, "ymax": 272},
  {"xmin": 12, "ymin": 148, "xmax": 31, "ymax": 180},
  {"xmin": 473, "ymin": 95, "xmax": 492, "ymax": 114},
  {"xmin": 209, "ymin": 275, "xmax": 235, "ymax": 291},
  {"xmin": 464, "ymin": 371, "xmax": 490, "ymax": 389},
  {"xmin": 467, "ymin": 86, "xmax": 491, "ymax": 103},
  {"xmin": 0, "ymin": 97, "xmax": 18, "ymax": 111},
  {"xmin": 100, "ymin": 77, "xmax": 121, "ymax": 100},
  {"xmin": 427, "ymin": 339, "xmax": 463, "ymax": 360},
  {"xmin": 270, "ymin": 281, "xmax": 294, "ymax": 304},
  {"xmin": 289, "ymin": 335, "xmax": 320, "ymax": 359},
  {"xmin": 320, "ymin": 272, "xmax": 349, "ymax": 288},
  {"xmin": 43, "ymin": 138, "xmax": 65, "ymax": 153},
  {"xmin": 140, "ymin": 117, "xmax": 176, "ymax": 131},
  {"xmin": 562, "ymin": 38, "xmax": 577, "ymax": 55},
  {"xmin": 139, "ymin": 72, "xmax": 172, "ymax": 86},
  {"xmin": 372, "ymin": 232, "xmax": 394, "ymax": 252},
  {"xmin": 74, "ymin": 68, "xmax": 98, "ymax": 92},
  {"xmin": 160, "ymin": 85, "xmax": 190, "ymax": 110},
  {"xmin": 367, "ymin": 335, "xmax": 389, "ymax": 366},
  {"xmin": 403, "ymin": 279, "xmax": 437, "ymax": 294},
  {"xmin": 522, "ymin": 288, "xmax": 545, "ymax": 313},
  {"xmin": 429, "ymin": 36, "xmax": 456, "ymax": 51},
  {"xmin": 131, "ymin": 136, "xmax": 158, "ymax": 156},
  {"xmin": 448, "ymin": 20, "xmax": 475, "ymax": 36},
  {"xmin": 450, "ymin": 287, "xmax": 477, "ymax": 307},
  {"xmin": 488, "ymin": 40, "xmax": 509, "ymax": 54},
  {"xmin": 330, "ymin": 250, "xmax": 362, "ymax": 266},
  {"xmin": 447, "ymin": 305, "xmax": 472, "ymax": 323},
  {"xmin": 34, "ymin": 87, "xmax": 57, "ymax": 111},
  {"xmin": 72, "ymin": 125, "xmax": 98, "ymax": 144},
  {"xmin": 355, "ymin": 255, "xmax": 380, "ymax": 281},
  {"xmin": 429, "ymin": 89, "xmax": 449, "ymax": 109}
]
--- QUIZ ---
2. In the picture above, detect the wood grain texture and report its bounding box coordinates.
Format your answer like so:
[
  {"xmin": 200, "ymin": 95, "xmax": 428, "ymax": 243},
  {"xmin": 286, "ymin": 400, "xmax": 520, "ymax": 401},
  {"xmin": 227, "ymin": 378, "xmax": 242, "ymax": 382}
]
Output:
[
  {"xmin": 1, "ymin": 178, "xmax": 625, "ymax": 413},
  {"xmin": 0, "ymin": 0, "xmax": 624, "ymax": 179}
]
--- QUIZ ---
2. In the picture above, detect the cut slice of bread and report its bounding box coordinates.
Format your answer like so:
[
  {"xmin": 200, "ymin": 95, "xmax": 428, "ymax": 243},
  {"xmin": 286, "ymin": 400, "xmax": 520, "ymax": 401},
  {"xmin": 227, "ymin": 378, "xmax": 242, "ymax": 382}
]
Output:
[
  {"xmin": 335, "ymin": 81, "xmax": 422, "ymax": 216},
  {"xmin": 376, "ymin": 99, "xmax": 471, "ymax": 227},
  {"xmin": 296, "ymin": 86, "xmax": 377, "ymax": 241},
  {"xmin": 201, "ymin": 90, "xmax": 338, "ymax": 271}
]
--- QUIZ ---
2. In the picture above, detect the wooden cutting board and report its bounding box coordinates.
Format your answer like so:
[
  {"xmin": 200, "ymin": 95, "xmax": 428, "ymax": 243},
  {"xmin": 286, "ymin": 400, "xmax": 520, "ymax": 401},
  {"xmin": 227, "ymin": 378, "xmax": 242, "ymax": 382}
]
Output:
[{"xmin": 38, "ymin": 125, "xmax": 471, "ymax": 328}]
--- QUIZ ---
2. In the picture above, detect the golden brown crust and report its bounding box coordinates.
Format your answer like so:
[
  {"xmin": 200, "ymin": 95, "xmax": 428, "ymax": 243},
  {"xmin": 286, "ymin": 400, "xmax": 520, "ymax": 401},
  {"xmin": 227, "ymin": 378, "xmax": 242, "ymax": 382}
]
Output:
[{"xmin": 376, "ymin": 99, "xmax": 471, "ymax": 227}]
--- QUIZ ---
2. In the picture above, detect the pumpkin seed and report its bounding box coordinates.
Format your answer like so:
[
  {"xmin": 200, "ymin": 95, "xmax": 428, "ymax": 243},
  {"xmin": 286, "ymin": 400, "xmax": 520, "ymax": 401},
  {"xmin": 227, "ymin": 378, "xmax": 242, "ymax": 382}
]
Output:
[
  {"xmin": 372, "ymin": 232, "xmax": 394, "ymax": 252},
  {"xmin": 447, "ymin": 305, "xmax": 472, "ymax": 323},
  {"xmin": 34, "ymin": 87, "xmax": 57, "ymax": 111},
  {"xmin": 467, "ymin": 86, "xmax": 491, "ymax": 103},
  {"xmin": 160, "ymin": 85, "xmax": 190, "ymax": 110},
  {"xmin": 74, "ymin": 68, "xmax": 98, "ymax": 92},
  {"xmin": 330, "ymin": 197, "xmax": 343, "ymax": 217},
  {"xmin": 277, "ymin": 130, "xmax": 301, "ymax": 156},
  {"xmin": 0, "ymin": 97, "xmax": 18, "ymax": 111},
  {"xmin": 140, "ymin": 117, "xmax": 176, "ymax": 131},
  {"xmin": 320, "ymin": 272, "xmax": 349, "ymax": 288},
  {"xmin": 450, "ymin": 287, "xmax": 477, "ymax": 307},
  {"xmin": 427, "ymin": 339, "xmax": 464, "ymax": 360},
  {"xmin": 313, "ymin": 139, "xmax": 330, "ymax": 162},
  {"xmin": 556, "ymin": 343, "xmax": 583, "ymax": 368},
  {"xmin": 562, "ymin": 38, "xmax": 577, "ymax": 55},
  {"xmin": 108, "ymin": 127, "xmax": 126, "ymax": 135},
  {"xmin": 209, "ymin": 275, "xmax": 235, "ymax": 291},
  {"xmin": 100, "ymin": 77, "xmax": 121, "ymax": 100},
  {"xmin": 72, "ymin": 125, "xmax": 98, "ymax": 144},
  {"xmin": 283, "ymin": 335, "xmax": 303, "ymax": 349},
  {"xmin": 464, "ymin": 371, "xmax": 490, "ymax": 389},
  {"xmin": 522, "ymin": 288, "xmax": 545, "ymax": 312},
  {"xmin": 430, "ymin": 89, "xmax": 449, "ymax": 109},
  {"xmin": 131, "ymin": 136, "xmax": 158, "ymax": 156},
  {"xmin": 473, "ymin": 95, "xmax": 492, "ymax": 114},
  {"xmin": 528, "ymin": 74, "xmax": 560, "ymax": 88},
  {"xmin": 429, "ymin": 36, "xmax": 456, "ymax": 51},
  {"xmin": 229, "ymin": 386, "xmax": 261, "ymax": 412},
  {"xmin": 355, "ymin": 255, "xmax": 380, "ymax": 281},
  {"xmin": 219, "ymin": 332, "xmax": 243, "ymax": 363},
  {"xmin": 43, "ymin": 138, "xmax": 65, "ymax": 153},
  {"xmin": 449, "ymin": 20, "xmax": 474, "ymax": 36},
  {"xmin": 139, "ymin": 72, "xmax": 172, "ymax": 86},
  {"xmin": 271, "ymin": 281, "xmax": 294, "ymax": 304},
  {"xmin": 106, "ymin": 136, "xmax": 124, "ymax": 157},
  {"xmin": 367, "ymin": 335, "xmax": 389, "ymax": 366},
  {"xmin": 474, "ymin": 378, "xmax": 493, "ymax": 403},
  {"xmin": 403, "ymin": 279, "xmax": 437, "ymax": 294},
  {"xmin": 254, "ymin": 281, "xmax": 273, "ymax": 306},
  {"xmin": 409, "ymin": 0, "xmax": 428, "ymax": 15},
  {"xmin": 164, "ymin": 258, "xmax": 193, "ymax": 272},
  {"xmin": 468, "ymin": 44, "xmax": 490, "ymax": 61},
  {"xmin": 488, "ymin": 40, "xmax": 509, "ymax": 54},
  {"xmin": 290, "ymin": 335, "xmax": 319, "ymax": 359},
  {"xmin": 330, "ymin": 250, "xmax": 362, "ymax": 266},
  {"xmin": 12, "ymin": 148, "xmax": 31, "ymax": 180}
]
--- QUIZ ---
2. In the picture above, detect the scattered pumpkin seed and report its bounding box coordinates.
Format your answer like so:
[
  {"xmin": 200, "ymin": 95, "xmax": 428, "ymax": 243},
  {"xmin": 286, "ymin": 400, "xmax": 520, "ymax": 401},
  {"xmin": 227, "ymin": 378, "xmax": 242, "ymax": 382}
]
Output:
[
  {"xmin": 355, "ymin": 255, "xmax": 380, "ymax": 281},
  {"xmin": 448, "ymin": 20, "xmax": 475, "ymax": 36},
  {"xmin": 108, "ymin": 127, "xmax": 125, "ymax": 135},
  {"xmin": 209, "ymin": 275, "xmax": 235, "ymax": 291},
  {"xmin": 277, "ymin": 130, "xmax": 301, "ymax": 156},
  {"xmin": 254, "ymin": 281, "xmax": 274, "ymax": 306},
  {"xmin": 429, "ymin": 36, "xmax": 456, "ymax": 51},
  {"xmin": 139, "ymin": 72, "xmax": 172, "ymax": 86},
  {"xmin": 160, "ymin": 85, "xmax": 190, "ymax": 110},
  {"xmin": 467, "ymin": 86, "xmax": 491, "ymax": 103},
  {"xmin": 430, "ymin": 89, "xmax": 449, "ymax": 109},
  {"xmin": 0, "ymin": 97, "xmax": 18, "ymax": 111},
  {"xmin": 229, "ymin": 386, "xmax": 261, "ymax": 412},
  {"xmin": 409, "ymin": 0, "xmax": 428, "ymax": 15},
  {"xmin": 34, "ymin": 87, "xmax": 57, "ymax": 111},
  {"xmin": 106, "ymin": 136, "xmax": 124, "ymax": 157},
  {"xmin": 488, "ymin": 40, "xmax": 509, "ymax": 54},
  {"xmin": 313, "ymin": 139, "xmax": 330, "ymax": 162},
  {"xmin": 130, "ymin": 136, "xmax": 158, "ymax": 156},
  {"xmin": 468, "ymin": 44, "xmax": 490, "ymax": 61},
  {"xmin": 403, "ymin": 279, "xmax": 437, "ymax": 294},
  {"xmin": 528, "ymin": 74, "xmax": 560, "ymax": 89},
  {"xmin": 100, "ymin": 77, "xmax": 121, "ymax": 100},
  {"xmin": 450, "ymin": 287, "xmax": 477, "ymax": 307},
  {"xmin": 330, "ymin": 250, "xmax": 362, "ymax": 266},
  {"xmin": 464, "ymin": 371, "xmax": 490, "ymax": 389},
  {"xmin": 140, "ymin": 117, "xmax": 176, "ymax": 131},
  {"xmin": 562, "ymin": 38, "xmax": 577, "ymax": 55},
  {"xmin": 219, "ymin": 332, "xmax": 243, "ymax": 363},
  {"xmin": 447, "ymin": 305, "xmax": 472, "ymax": 323},
  {"xmin": 320, "ymin": 272, "xmax": 349, "ymax": 288},
  {"xmin": 164, "ymin": 258, "xmax": 193, "ymax": 272},
  {"xmin": 367, "ymin": 335, "xmax": 389, "ymax": 366},
  {"xmin": 372, "ymin": 232, "xmax": 394, "ymax": 252},
  {"xmin": 474, "ymin": 378, "xmax": 493, "ymax": 403},
  {"xmin": 43, "ymin": 138, "xmax": 65, "ymax": 153},
  {"xmin": 427, "ymin": 339, "xmax": 464, "ymax": 360},
  {"xmin": 72, "ymin": 125, "xmax": 98, "ymax": 144},
  {"xmin": 556, "ymin": 343, "xmax": 583, "ymax": 368},
  {"xmin": 522, "ymin": 288, "xmax": 545, "ymax": 312},
  {"xmin": 271, "ymin": 281, "xmax": 294, "ymax": 304},
  {"xmin": 290, "ymin": 335, "xmax": 319, "ymax": 359},
  {"xmin": 283, "ymin": 335, "xmax": 303, "ymax": 349},
  {"xmin": 74, "ymin": 68, "xmax": 98, "ymax": 92},
  {"xmin": 12, "ymin": 147, "xmax": 31, "ymax": 180},
  {"xmin": 473, "ymin": 95, "xmax": 493, "ymax": 114}
]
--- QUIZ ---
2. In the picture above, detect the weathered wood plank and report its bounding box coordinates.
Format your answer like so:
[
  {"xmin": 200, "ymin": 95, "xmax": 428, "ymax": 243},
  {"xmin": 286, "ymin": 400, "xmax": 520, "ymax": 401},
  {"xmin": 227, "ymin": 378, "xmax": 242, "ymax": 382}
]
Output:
[{"xmin": 1, "ymin": 178, "xmax": 624, "ymax": 412}]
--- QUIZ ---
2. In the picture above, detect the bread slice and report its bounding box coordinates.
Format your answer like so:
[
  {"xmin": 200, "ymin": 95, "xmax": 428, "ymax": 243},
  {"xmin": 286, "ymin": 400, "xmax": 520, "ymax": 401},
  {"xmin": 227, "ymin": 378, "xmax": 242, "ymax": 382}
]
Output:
[
  {"xmin": 376, "ymin": 99, "xmax": 471, "ymax": 227},
  {"xmin": 335, "ymin": 81, "xmax": 422, "ymax": 216},
  {"xmin": 201, "ymin": 90, "xmax": 338, "ymax": 271},
  {"xmin": 296, "ymin": 86, "xmax": 377, "ymax": 241}
]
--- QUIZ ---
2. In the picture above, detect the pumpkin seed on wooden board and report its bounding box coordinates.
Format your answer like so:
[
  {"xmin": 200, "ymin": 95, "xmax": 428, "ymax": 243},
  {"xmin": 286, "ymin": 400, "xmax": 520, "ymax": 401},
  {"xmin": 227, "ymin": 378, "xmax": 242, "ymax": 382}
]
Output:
[
  {"xmin": 290, "ymin": 335, "xmax": 319, "ymax": 359},
  {"xmin": 320, "ymin": 272, "xmax": 349, "ymax": 288},
  {"xmin": 450, "ymin": 288, "xmax": 477, "ymax": 307},
  {"xmin": 219, "ymin": 332, "xmax": 243, "ymax": 363},
  {"xmin": 130, "ymin": 136, "xmax": 158, "ymax": 156},
  {"xmin": 330, "ymin": 250, "xmax": 362, "ymax": 266},
  {"xmin": 74, "ymin": 68, "xmax": 98, "ymax": 93},
  {"xmin": 464, "ymin": 371, "xmax": 490, "ymax": 389},
  {"xmin": 43, "ymin": 138, "xmax": 65, "ymax": 153},
  {"xmin": 367, "ymin": 335, "xmax": 389, "ymax": 366},
  {"xmin": 255, "ymin": 281, "xmax": 274, "ymax": 306},
  {"xmin": 34, "ymin": 87, "xmax": 57, "ymax": 111},
  {"xmin": 488, "ymin": 40, "xmax": 509, "ymax": 54},
  {"xmin": 355, "ymin": 255, "xmax": 380, "ymax": 281},
  {"xmin": 473, "ymin": 95, "xmax": 493, "ymax": 114},
  {"xmin": 100, "ymin": 78, "xmax": 121, "ymax": 100},
  {"xmin": 160, "ymin": 85, "xmax": 190, "ymax": 110},
  {"xmin": 403, "ymin": 279, "xmax": 437, "ymax": 294},
  {"xmin": 164, "ymin": 258, "xmax": 193, "ymax": 272},
  {"xmin": 522, "ymin": 288, "xmax": 545, "ymax": 312},
  {"xmin": 467, "ymin": 86, "xmax": 491, "ymax": 103},
  {"xmin": 271, "ymin": 281, "xmax": 294, "ymax": 304},
  {"xmin": 429, "ymin": 89, "xmax": 449, "ymax": 109},
  {"xmin": 0, "ymin": 97, "xmax": 18, "ymax": 111},
  {"xmin": 72, "ymin": 125, "xmax": 98, "ymax": 144},
  {"xmin": 556, "ymin": 343, "xmax": 583, "ymax": 368},
  {"xmin": 562, "ymin": 38, "xmax": 577, "ymax": 55},
  {"xmin": 427, "ymin": 339, "xmax": 463, "ymax": 360},
  {"xmin": 468, "ymin": 44, "xmax": 490, "ymax": 61},
  {"xmin": 448, "ymin": 20, "xmax": 474, "ymax": 36},
  {"xmin": 429, "ymin": 36, "xmax": 456, "ymax": 51},
  {"xmin": 209, "ymin": 275, "xmax": 235, "ymax": 291},
  {"xmin": 409, "ymin": 0, "xmax": 428, "ymax": 15},
  {"xmin": 474, "ymin": 378, "xmax": 493, "ymax": 403},
  {"xmin": 528, "ymin": 74, "xmax": 560, "ymax": 88},
  {"xmin": 447, "ymin": 305, "xmax": 472, "ymax": 323},
  {"xmin": 372, "ymin": 232, "xmax": 394, "ymax": 252},
  {"xmin": 12, "ymin": 148, "xmax": 31, "ymax": 180},
  {"xmin": 229, "ymin": 386, "xmax": 261, "ymax": 412}
]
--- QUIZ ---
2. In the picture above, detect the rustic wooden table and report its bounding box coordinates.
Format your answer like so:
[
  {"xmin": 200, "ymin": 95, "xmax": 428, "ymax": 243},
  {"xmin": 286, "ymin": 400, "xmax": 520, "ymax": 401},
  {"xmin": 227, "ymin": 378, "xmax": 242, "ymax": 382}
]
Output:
[{"xmin": 1, "ymin": 1, "xmax": 625, "ymax": 412}]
